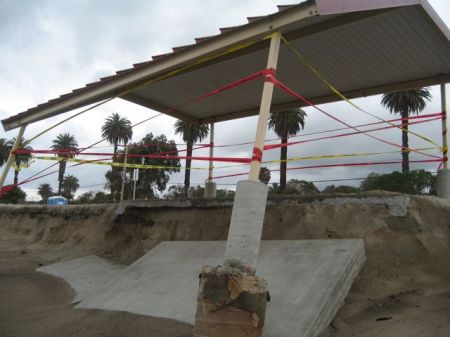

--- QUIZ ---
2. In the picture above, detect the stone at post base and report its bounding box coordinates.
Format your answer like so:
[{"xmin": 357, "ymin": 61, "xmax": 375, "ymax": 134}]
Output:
[
  {"xmin": 204, "ymin": 181, "xmax": 217, "ymax": 199},
  {"xmin": 437, "ymin": 168, "xmax": 450, "ymax": 199},
  {"xmin": 193, "ymin": 265, "xmax": 268, "ymax": 337}
]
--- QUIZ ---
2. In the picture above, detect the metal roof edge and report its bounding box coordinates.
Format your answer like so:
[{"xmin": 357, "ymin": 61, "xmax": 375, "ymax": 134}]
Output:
[
  {"xmin": 1, "ymin": 1, "xmax": 318, "ymax": 131},
  {"xmin": 419, "ymin": 0, "xmax": 450, "ymax": 42}
]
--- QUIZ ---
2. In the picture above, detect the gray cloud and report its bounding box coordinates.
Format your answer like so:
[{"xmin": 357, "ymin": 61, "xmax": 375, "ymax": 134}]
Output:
[{"xmin": 0, "ymin": 0, "xmax": 448, "ymax": 200}]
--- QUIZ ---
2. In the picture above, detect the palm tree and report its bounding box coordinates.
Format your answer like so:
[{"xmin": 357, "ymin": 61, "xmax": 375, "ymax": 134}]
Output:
[
  {"xmin": 51, "ymin": 133, "xmax": 78, "ymax": 195},
  {"xmin": 269, "ymin": 108, "xmax": 307, "ymax": 191},
  {"xmin": 101, "ymin": 113, "xmax": 133, "ymax": 157},
  {"xmin": 0, "ymin": 138, "xmax": 9, "ymax": 167},
  {"xmin": 381, "ymin": 88, "xmax": 431, "ymax": 172},
  {"xmin": 5, "ymin": 137, "xmax": 33, "ymax": 185},
  {"xmin": 37, "ymin": 183, "xmax": 53, "ymax": 203},
  {"xmin": 62, "ymin": 174, "xmax": 79, "ymax": 199},
  {"xmin": 174, "ymin": 119, "xmax": 209, "ymax": 194}
]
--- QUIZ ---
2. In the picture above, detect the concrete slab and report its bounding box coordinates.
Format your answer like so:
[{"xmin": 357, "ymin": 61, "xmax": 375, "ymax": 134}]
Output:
[
  {"xmin": 44, "ymin": 240, "xmax": 364, "ymax": 337},
  {"xmin": 37, "ymin": 255, "xmax": 124, "ymax": 303}
]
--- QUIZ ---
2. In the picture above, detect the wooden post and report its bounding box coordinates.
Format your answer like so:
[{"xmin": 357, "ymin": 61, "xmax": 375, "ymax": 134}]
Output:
[
  {"xmin": 248, "ymin": 32, "xmax": 281, "ymax": 181},
  {"xmin": 208, "ymin": 122, "xmax": 215, "ymax": 181},
  {"xmin": 120, "ymin": 144, "xmax": 129, "ymax": 201},
  {"xmin": 441, "ymin": 83, "xmax": 448, "ymax": 169},
  {"xmin": 0, "ymin": 125, "xmax": 27, "ymax": 189}
]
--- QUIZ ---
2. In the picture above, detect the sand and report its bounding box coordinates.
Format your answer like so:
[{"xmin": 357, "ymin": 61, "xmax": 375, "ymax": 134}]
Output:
[
  {"xmin": 0, "ymin": 233, "xmax": 193, "ymax": 337},
  {"xmin": 0, "ymin": 194, "xmax": 449, "ymax": 336}
]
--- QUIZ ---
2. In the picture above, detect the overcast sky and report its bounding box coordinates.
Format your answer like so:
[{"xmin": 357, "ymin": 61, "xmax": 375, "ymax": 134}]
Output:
[{"xmin": 1, "ymin": 0, "xmax": 449, "ymax": 200}]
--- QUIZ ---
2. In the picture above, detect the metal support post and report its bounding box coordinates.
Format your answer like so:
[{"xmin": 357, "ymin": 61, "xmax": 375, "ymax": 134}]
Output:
[
  {"xmin": 208, "ymin": 122, "xmax": 215, "ymax": 181},
  {"xmin": 441, "ymin": 83, "xmax": 448, "ymax": 169},
  {"xmin": 204, "ymin": 122, "xmax": 216, "ymax": 199},
  {"xmin": 194, "ymin": 34, "xmax": 281, "ymax": 336},
  {"xmin": 248, "ymin": 32, "xmax": 281, "ymax": 182},
  {"xmin": 438, "ymin": 83, "xmax": 450, "ymax": 199},
  {"xmin": 0, "ymin": 125, "xmax": 27, "ymax": 189},
  {"xmin": 120, "ymin": 144, "xmax": 129, "ymax": 201},
  {"xmin": 224, "ymin": 32, "xmax": 281, "ymax": 267}
]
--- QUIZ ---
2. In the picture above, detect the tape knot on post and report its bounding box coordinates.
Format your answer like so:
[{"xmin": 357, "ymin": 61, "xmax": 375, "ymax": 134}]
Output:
[
  {"xmin": 263, "ymin": 67, "xmax": 277, "ymax": 83},
  {"xmin": 251, "ymin": 147, "xmax": 263, "ymax": 162}
]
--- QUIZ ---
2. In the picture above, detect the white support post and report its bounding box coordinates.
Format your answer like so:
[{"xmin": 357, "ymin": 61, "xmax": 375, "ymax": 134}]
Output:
[
  {"xmin": 0, "ymin": 125, "xmax": 27, "ymax": 189},
  {"xmin": 438, "ymin": 83, "xmax": 450, "ymax": 199},
  {"xmin": 441, "ymin": 83, "xmax": 448, "ymax": 169},
  {"xmin": 208, "ymin": 122, "xmax": 215, "ymax": 181},
  {"xmin": 120, "ymin": 144, "xmax": 129, "ymax": 201},
  {"xmin": 224, "ymin": 32, "xmax": 281, "ymax": 267},
  {"xmin": 204, "ymin": 122, "xmax": 216, "ymax": 199},
  {"xmin": 248, "ymin": 32, "xmax": 281, "ymax": 181}
]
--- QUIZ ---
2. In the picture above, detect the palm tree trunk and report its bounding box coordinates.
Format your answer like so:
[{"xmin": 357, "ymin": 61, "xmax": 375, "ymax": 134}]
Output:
[
  {"xmin": 401, "ymin": 109, "xmax": 409, "ymax": 173},
  {"xmin": 280, "ymin": 136, "xmax": 288, "ymax": 191},
  {"xmin": 14, "ymin": 170, "xmax": 19, "ymax": 185},
  {"xmin": 58, "ymin": 161, "xmax": 66, "ymax": 195},
  {"xmin": 113, "ymin": 140, "xmax": 118, "ymax": 160},
  {"xmin": 184, "ymin": 142, "xmax": 193, "ymax": 196}
]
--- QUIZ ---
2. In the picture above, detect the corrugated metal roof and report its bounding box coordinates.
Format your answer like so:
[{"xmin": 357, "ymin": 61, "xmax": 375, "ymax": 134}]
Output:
[{"xmin": 2, "ymin": 0, "xmax": 449, "ymax": 130}]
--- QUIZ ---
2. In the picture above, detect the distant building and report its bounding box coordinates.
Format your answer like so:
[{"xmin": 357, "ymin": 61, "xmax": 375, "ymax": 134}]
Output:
[{"xmin": 47, "ymin": 196, "xmax": 68, "ymax": 206}]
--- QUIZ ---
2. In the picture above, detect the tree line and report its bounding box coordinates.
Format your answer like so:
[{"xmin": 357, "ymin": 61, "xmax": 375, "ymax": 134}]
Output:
[{"xmin": 0, "ymin": 88, "xmax": 436, "ymax": 204}]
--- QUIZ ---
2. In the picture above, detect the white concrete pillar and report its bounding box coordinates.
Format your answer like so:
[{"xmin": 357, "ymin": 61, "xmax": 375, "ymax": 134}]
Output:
[
  {"xmin": 224, "ymin": 180, "xmax": 269, "ymax": 268},
  {"xmin": 204, "ymin": 181, "xmax": 216, "ymax": 199},
  {"xmin": 437, "ymin": 169, "xmax": 450, "ymax": 199}
]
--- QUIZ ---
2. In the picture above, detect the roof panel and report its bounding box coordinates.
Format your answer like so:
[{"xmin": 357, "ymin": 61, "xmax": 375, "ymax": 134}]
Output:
[{"xmin": 2, "ymin": 0, "xmax": 450, "ymax": 130}]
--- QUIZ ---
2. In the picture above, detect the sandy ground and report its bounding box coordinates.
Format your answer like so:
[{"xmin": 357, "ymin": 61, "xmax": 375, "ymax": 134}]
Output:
[
  {"xmin": 1, "ymin": 197, "xmax": 449, "ymax": 336},
  {"xmin": 0, "ymin": 235, "xmax": 193, "ymax": 337},
  {"xmin": 2, "ymin": 235, "xmax": 449, "ymax": 337}
]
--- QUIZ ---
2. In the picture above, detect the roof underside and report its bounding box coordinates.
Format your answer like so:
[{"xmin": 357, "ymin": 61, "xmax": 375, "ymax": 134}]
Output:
[{"xmin": 2, "ymin": 0, "xmax": 450, "ymax": 131}]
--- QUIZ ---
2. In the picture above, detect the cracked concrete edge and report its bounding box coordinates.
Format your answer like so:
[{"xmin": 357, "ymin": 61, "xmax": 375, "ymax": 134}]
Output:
[{"xmin": 320, "ymin": 195, "xmax": 410, "ymax": 217}]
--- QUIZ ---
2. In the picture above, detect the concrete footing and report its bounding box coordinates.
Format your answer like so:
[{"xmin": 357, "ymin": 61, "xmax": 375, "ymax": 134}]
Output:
[
  {"xmin": 437, "ymin": 169, "xmax": 450, "ymax": 199},
  {"xmin": 204, "ymin": 181, "xmax": 217, "ymax": 199},
  {"xmin": 40, "ymin": 240, "xmax": 365, "ymax": 337},
  {"xmin": 225, "ymin": 180, "xmax": 269, "ymax": 267}
]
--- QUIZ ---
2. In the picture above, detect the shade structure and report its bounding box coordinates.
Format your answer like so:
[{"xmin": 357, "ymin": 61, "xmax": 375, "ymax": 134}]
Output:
[{"xmin": 2, "ymin": 0, "xmax": 449, "ymax": 131}]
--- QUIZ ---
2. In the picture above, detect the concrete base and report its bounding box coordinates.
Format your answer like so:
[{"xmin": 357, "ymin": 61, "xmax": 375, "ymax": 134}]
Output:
[
  {"xmin": 204, "ymin": 181, "xmax": 217, "ymax": 199},
  {"xmin": 39, "ymin": 239, "xmax": 365, "ymax": 337},
  {"xmin": 225, "ymin": 180, "xmax": 269, "ymax": 267},
  {"xmin": 437, "ymin": 168, "xmax": 450, "ymax": 199},
  {"xmin": 37, "ymin": 255, "xmax": 123, "ymax": 303}
]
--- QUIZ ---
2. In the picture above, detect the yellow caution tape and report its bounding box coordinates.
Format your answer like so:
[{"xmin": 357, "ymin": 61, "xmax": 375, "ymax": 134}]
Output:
[
  {"xmin": 280, "ymin": 35, "xmax": 443, "ymax": 150},
  {"xmin": 214, "ymin": 147, "xmax": 440, "ymax": 169},
  {"xmin": 12, "ymin": 159, "xmax": 35, "ymax": 171},
  {"xmin": 35, "ymin": 156, "xmax": 208, "ymax": 171}
]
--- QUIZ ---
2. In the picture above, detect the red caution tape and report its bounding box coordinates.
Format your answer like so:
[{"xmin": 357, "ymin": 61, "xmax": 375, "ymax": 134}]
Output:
[
  {"xmin": 0, "ymin": 184, "xmax": 17, "ymax": 197},
  {"xmin": 272, "ymin": 79, "xmax": 441, "ymax": 160},
  {"xmin": 251, "ymin": 147, "xmax": 263, "ymax": 162},
  {"xmin": 263, "ymin": 116, "xmax": 443, "ymax": 151}
]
